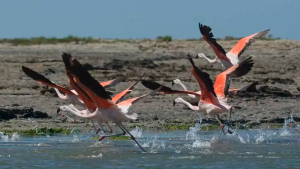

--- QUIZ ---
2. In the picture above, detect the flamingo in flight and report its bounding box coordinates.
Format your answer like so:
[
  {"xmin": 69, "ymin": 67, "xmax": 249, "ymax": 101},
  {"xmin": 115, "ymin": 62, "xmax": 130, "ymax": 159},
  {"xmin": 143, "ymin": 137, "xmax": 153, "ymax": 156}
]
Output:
[
  {"xmin": 141, "ymin": 53, "xmax": 254, "ymax": 134},
  {"xmin": 58, "ymin": 52, "xmax": 139, "ymax": 134},
  {"xmin": 57, "ymin": 54, "xmax": 161, "ymax": 152},
  {"xmin": 171, "ymin": 78, "xmax": 257, "ymax": 100},
  {"xmin": 22, "ymin": 66, "xmax": 124, "ymax": 107},
  {"xmin": 198, "ymin": 23, "xmax": 269, "ymax": 69},
  {"xmin": 22, "ymin": 65, "xmax": 124, "ymax": 132}
]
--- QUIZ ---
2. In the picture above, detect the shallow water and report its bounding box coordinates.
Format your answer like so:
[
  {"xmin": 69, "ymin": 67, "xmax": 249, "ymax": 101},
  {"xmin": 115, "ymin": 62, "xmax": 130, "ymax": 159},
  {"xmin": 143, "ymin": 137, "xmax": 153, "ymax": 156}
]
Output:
[{"xmin": 1, "ymin": 125, "xmax": 300, "ymax": 169}]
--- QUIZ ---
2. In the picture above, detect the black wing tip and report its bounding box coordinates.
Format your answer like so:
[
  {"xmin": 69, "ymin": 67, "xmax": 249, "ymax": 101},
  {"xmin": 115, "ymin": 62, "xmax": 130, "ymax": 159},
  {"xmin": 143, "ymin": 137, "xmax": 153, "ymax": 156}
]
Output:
[
  {"xmin": 198, "ymin": 23, "xmax": 212, "ymax": 35},
  {"xmin": 22, "ymin": 66, "xmax": 36, "ymax": 76},
  {"xmin": 141, "ymin": 80, "xmax": 159, "ymax": 90},
  {"xmin": 186, "ymin": 53, "xmax": 195, "ymax": 65},
  {"xmin": 22, "ymin": 66, "xmax": 30, "ymax": 72}
]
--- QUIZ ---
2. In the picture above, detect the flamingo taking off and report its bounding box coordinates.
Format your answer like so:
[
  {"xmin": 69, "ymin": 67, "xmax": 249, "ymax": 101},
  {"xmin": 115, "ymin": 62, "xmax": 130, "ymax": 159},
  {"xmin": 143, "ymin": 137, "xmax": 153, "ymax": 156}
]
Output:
[
  {"xmin": 57, "ymin": 54, "xmax": 161, "ymax": 152},
  {"xmin": 22, "ymin": 66, "xmax": 124, "ymax": 107},
  {"xmin": 198, "ymin": 23, "xmax": 269, "ymax": 69},
  {"xmin": 171, "ymin": 78, "xmax": 258, "ymax": 100},
  {"xmin": 141, "ymin": 53, "xmax": 254, "ymax": 134},
  {"xmin": 22, "ymin": 64, "xmax": 124, "ymax": 132}
]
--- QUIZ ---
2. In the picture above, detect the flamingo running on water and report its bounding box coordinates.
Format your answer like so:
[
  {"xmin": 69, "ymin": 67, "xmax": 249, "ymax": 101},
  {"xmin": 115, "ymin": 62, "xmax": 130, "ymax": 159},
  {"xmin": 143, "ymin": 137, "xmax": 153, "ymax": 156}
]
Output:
[
  {"xmin": 141, "ymin": 53, "xmax": 254, "ymax": 134},
  {"xmin": 198, "ymin": 23, "xmax": 269, "ymax": 69},
  {"xmin": 22, "ymin": 65, "xmax": 124, "ymax": 132},
  {"xmin": 57, "ymin": 54, "xmax": 161, "ymax": 152}
]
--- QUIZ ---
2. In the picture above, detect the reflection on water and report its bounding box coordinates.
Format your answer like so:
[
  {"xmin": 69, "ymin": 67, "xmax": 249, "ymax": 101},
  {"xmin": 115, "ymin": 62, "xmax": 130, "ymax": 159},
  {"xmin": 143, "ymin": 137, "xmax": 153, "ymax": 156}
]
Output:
[{"xmin": 0, "ymin": 120, "xmax": 300, "ymax": 168}]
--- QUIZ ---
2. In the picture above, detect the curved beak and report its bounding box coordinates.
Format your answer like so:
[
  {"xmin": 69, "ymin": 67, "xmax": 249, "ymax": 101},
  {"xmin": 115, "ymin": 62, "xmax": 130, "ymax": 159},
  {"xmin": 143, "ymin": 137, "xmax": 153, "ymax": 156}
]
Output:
[
  {"xmin": 173, "ymin": 100, "xmax": 176, "ymax": 106},
  {"xmin": 171, "ymin": 81, "xmax": 175, "ymax": 86}
]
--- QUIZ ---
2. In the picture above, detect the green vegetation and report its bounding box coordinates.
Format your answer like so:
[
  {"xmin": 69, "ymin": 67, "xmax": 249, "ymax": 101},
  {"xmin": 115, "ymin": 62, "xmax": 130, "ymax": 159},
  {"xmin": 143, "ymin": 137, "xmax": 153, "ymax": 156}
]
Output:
[
  {"xmin": 162, "ymin": 124, "xmax": 220, "ymax": 130},
  {"xmin": 2, "ymin": 127, "xmax": 72, "ymax": 135},
  {"xmin": 0, "ymin": 35, "xmax": 99, "ymax": 46},
  {"xmin": 156, "ymin": 35, "xmax": 172, "ymax": 42},
  {"xmin": 0, "ymin": 34, "xmax": 283, "ymax": 46}
]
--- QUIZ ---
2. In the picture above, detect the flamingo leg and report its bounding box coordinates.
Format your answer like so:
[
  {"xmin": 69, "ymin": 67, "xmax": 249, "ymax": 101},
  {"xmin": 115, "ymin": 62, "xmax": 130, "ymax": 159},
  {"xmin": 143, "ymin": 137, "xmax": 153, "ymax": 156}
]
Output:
[
  {"xmin": 116, "ymin": 123, "xmax": 146, "ymax": 152},
  {"xmin": 95, "ymin": 123, "xmax": 113, "ymax": 135},
  {"xmin": 98, "ymin": 129, "xmax": 126, "ymax": 141},
  {"xmin": 105, "ymin": 123, "xmax": 113, "ymax": 133},
  {"xmin": 91, "ymin": 120, "xmax": 97, "ymax": 131},
  {"xmin": 216, "ymin": 115, "xmax": 233, "ymax": 135},
  {"xmin": 215, "ymin": 115, "xmax": 226, "ymax": 135}
]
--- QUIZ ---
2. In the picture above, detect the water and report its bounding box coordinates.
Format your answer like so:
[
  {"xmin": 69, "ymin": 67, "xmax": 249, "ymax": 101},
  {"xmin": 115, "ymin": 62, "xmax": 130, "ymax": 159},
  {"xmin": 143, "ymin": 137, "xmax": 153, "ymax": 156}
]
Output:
[{"xmin": 1, "ymin": 126, "xmax": 300, "ymax": 168}]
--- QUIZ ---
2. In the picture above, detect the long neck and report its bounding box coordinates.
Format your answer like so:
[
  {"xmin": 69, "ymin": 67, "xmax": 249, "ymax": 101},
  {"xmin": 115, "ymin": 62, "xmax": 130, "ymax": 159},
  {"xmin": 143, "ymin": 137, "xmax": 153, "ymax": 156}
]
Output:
[
  {"xmin": 178, "ymin": 81, "xmax": 188, "ymax": 91},
  {"xmin": 178, "ymin": 81, "xmax": 200, "ymax": 99},
  {"xmin": 201, "ymin": 54, "xmax": 218, "ymax": 63},
  {"xmin": 178, "ymin": 98, "xmax": 199, "ymax": 111},
  {"xmin": 54, "ymin": 88, "xmax": 68, "ymax": 100},
  {"xmin": 65, "ymin": 106, "xmax": 98, "ymax": 119}
]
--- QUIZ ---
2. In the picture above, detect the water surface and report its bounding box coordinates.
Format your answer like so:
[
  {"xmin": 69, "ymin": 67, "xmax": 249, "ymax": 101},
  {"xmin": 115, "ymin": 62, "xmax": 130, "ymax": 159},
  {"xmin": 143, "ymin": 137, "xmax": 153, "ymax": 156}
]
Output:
[{"xmin": 1, "ymin": 124, "xmax": 300, "ymax": 168}]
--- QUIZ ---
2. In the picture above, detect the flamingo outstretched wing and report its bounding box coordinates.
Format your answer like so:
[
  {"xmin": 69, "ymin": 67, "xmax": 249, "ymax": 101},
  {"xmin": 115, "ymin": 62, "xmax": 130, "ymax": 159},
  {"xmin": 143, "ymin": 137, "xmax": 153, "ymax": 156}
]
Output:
[
  {"xmin": 199, "ymin": 23, "xmax": 231, "ymax": 63},
  {"xmin": 141, "ymin": 80, "xmax": 201, "ymax": 97},
  {"xmin": 186, "ymin": 53, "xmax": 219, "ymax": 105},
  {"xmin": 227, "ymin": 29, "xmax": 270, "ymax": 64},
  {"xmin": 214, "ymin": 57, "xmax": 254, "ymax": 99},
  {"xmin": 22, "ymin": 66, "xmax": 74, "ymax": 95},
  {"xmin": 62, "ymin": 54, "xmax": 115, "ymax": 108},
  {"xmin": 112, "ymin": 73, "xmax": 145, "ymax": 104},
  {"xmin": 100, "ymin": 76, "xmax": 125, "ymax": 88},
  {"xmin": 117, "ymin": 85, "xmax": 161, "ymax": 113},
  {"xmin": 66, "ymin": 72, "xmax": 96, "ymax": 111}
]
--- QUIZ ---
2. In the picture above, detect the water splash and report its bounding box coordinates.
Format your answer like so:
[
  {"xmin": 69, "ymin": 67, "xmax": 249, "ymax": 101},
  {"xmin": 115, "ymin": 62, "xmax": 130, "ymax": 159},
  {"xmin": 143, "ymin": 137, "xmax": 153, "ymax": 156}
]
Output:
[
  {"xmin": 280, "ymin": 114, "xmax": 295, "ymax": 136},
  {"xmin": 0, "ymin": 132, "xmax": 9, "ymax": 142},
  {"xmin": 186, "ymin": 116, "xmax": 202, "ymax": 140},
  {"xmin": 192, "ymin": 140, "xmax": 211, "ymax": 148},
  {"xmin": 0, "ymin": 132, "xmax": 20, "ymax": 142},
  {"xmin": 128, "ymin": 126, "xmax": 142, "ymax": 138},
  {"xmin": 143, "ymin": 135, "xmax": 166, "ymax": 153},
  {"xmin": 11, "ymin": 133, "xmax": 20, "ymax": 141}
]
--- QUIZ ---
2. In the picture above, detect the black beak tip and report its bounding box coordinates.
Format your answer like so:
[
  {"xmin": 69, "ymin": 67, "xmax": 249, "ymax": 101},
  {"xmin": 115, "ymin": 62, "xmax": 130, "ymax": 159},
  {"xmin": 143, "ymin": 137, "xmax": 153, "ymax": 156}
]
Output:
[
  {"xmin": 56, "ymin": 108, "xmax": 60, "ymax": 114},
  {"xmin": 171, "ymin": 82, "xmax": 175, "ymax": 86},
  {"xmin": 173, "ymin": 101, "xmax": 176, "ymax": 106}
]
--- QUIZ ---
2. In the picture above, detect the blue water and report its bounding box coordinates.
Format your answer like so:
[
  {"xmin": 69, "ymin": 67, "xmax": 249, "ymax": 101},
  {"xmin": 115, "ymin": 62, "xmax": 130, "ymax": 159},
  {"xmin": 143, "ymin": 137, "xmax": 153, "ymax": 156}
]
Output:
[{"xmin": 1, "ymin": 125, "xmax": 300, "ymax": 169}]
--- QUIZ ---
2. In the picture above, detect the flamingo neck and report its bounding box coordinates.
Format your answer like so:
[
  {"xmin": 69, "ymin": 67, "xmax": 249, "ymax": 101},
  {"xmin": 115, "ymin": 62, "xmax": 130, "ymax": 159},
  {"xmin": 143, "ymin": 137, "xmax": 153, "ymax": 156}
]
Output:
[
  {"xmin": 178, "ymin": 98, "xmax": 199, "ymax": 111},
  {"xmin": 54, "ymin": 88, "xmax": 68, "ymax": 100},
  {"xmin": 201, "ymin": 54, "xmax": 218, "ymax": 63},
  {"xmin": 65, "ymin": 106, "xmax": 98, "ymax": 119},
  {"xmin": 177, "ymin": 81, "xmax": 188, "ymax": 90}
]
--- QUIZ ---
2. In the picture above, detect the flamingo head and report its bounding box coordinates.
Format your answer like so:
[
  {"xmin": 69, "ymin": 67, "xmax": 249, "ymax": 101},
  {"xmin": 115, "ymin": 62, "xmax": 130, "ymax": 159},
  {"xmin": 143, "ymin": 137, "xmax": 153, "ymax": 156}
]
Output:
[
  {"xmin": 173, "ymin": 98, "xmax": 183, "ymax": 106},
  {"xmin": 197, "ymin": 53, "xmax": 205, "ymax": 58},
  {"xmin": 56, "ymin": 106, "xmax": 69, "ymax": 115},
  {"xmin": 172, "ymin": 79, "xmax": 181, "ymax": 86}
]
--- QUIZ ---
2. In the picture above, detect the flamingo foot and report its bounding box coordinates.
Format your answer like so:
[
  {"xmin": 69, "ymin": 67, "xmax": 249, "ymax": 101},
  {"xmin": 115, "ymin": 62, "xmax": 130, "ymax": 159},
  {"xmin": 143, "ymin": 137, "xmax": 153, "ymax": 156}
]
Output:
[
  {"xmin": 95, "ymin": 128, "xmax": 102, "ymax": 134},
  {"xmin": 98, "ymin": 136, "xmax": 106, "ymax": 141}
]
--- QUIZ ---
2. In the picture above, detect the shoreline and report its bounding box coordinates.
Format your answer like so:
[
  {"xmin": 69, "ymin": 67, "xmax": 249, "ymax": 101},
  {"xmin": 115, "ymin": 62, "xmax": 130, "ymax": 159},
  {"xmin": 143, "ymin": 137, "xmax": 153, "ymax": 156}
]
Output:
[{"xmin": 0, "ymin": 40, "xmax": 299, "ymax": 132}]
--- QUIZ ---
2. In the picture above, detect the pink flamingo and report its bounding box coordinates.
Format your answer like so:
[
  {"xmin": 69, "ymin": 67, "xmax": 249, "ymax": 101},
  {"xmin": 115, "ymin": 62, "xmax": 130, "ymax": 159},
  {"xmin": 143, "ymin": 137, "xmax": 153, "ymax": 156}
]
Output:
[
  {"xmin": 198, "ymin": 23, "xmax": 269, "ymax": 69},
  {"xmin": 141, "ymin": 53, "xmax": 254, "ymax": 134},
  {"xmin": 57, "ymin": 55, "xmax": 160, "ymax": 152},
  {"xmin": 22, "ymin": 65, "xmax": 124, "ymax": 132},
  {"xmin": 171, "ymin": 78, "xmax": 257, "ymax": 100},
  {"xmin": 22, "ymin": 66, "xmax": 124, "ymax": 107}
]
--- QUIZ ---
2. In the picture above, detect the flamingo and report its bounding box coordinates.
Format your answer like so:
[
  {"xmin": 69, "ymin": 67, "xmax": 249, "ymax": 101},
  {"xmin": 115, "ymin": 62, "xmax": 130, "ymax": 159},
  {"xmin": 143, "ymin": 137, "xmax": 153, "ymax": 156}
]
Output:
[
  {"xmin": 55, "ymin": 53, "xmax": 141, "ymax": 134},
  {"xmin": 197, "ymin": 23, "xmax": 269, "ymax": 69},
  {"xmin": 171, "ymin": 78, "xmax": 258, "ymax": 100},
  {"xmin": 21, "ymin": 66, "xmax": 124, "ymax": 107},
  {"xmin": 21, "ymin": 66, "xmax": 125, "ymax": 132},
  {"xmin": 141, "ymin": 53, "xmax": 254, "ymax": 134},
  {"xmin": 57, "ymin": 54, "xmax": 161, "ymax": 152}
]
